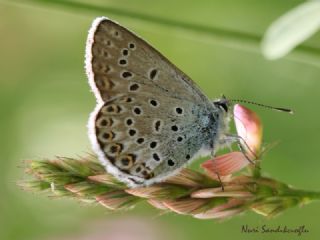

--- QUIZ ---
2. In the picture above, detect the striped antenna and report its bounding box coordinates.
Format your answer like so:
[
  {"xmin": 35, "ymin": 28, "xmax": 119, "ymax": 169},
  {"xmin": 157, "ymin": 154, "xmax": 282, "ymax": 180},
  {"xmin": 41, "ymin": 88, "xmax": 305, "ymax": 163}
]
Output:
[{"xmin": 229, "ymin": 99, "xmax": 293, "ymax": 114}]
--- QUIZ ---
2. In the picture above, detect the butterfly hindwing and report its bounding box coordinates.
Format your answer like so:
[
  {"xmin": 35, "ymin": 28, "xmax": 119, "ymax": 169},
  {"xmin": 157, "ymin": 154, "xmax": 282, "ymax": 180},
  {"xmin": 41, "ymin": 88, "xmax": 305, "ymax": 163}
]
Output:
[{"xmin": 91, "ymin": 94, "xmax": 214, "ymax": 186}]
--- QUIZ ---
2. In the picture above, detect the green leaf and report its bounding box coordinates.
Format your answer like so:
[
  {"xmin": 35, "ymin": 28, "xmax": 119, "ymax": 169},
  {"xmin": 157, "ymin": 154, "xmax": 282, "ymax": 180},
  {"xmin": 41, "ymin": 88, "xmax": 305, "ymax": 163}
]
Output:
[{"xmin": 262, "ymin": 1, "xmax": 320, "ymax": 60}]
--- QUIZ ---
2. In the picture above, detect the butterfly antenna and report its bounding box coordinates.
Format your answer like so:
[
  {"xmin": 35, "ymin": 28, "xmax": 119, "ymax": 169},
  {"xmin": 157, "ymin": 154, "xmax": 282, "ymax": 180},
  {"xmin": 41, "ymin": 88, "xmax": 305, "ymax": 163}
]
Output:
[{"xmin": 229, "ymin": 99, "xmax": 294, "ymax": 114}]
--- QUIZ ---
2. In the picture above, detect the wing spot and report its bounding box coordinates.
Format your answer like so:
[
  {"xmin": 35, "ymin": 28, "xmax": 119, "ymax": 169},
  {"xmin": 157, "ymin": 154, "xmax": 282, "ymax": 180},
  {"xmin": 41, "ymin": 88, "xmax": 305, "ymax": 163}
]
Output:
[
  {"xmin": 118, "ymin": 154, "xmax": 136, "ymax": 169},
  {"xmin": 104, "ymin": 65, "xmax": 112, "ymax": 73},
  {"xmin": 99, "ymin": 131, "xmax": 115, "ymax": 142},
  {"xmin": 97, "ymin": 117, "xmax": 113, "ymax": 127},
  {"xmin": 102, "ymin": 132, "xmax": 110, "ymax": 139},
  {"xmin": 96, "ymin": 36, "xmax": 112, "ymax": 47},
  {"xmin": 121, "ymin": 71, "xmax": 133, "ymax": 79},
  {"xmin": 154, "ymin": 120, "xmax": 162, "ymax": 132},
  {"xmin": 171, "ymin": 125, "xmax": 179, "ymax": 132},
  {"xmin": 126, "ymin": 118, "xmax": 133, "ymax": 126},
  {"xmin": 175, "ymin": 107, "xmax": 184, "ymax": 115},
  {"xmin": 121, "ymin": 96, "xmax": 134, "ymax": 103},
  {"xmin": 100, "ymin": 119, "xmax": 107, "ymax": 127},
  {"xmin": 152, "ymin": 153, "xmax": 160, "ymax": 161},
  {"xmin": 149, "ymin": 99, "xmax": 159, "ymax": 107},
  {"xmin": 122, "ymin": 48, "xmax": 129, "ymax": 56},
  {"xmin": 103, "ymin": 104, "xmax": 122, "ymax": 114},
  {"xmin": 119, "ymin": 59, "xmax": 127, "ymax": 66},
  {"xmin": 149, "ymin": 69, "xmax": 158, "ymax": 80},
  {"xmin": 136, "ymin": 138, "xmax": 145, "ymax": 144},
  {"xmin": 125, "ymin": 97, "xmax": 133, "ymax": 103},
  {"xmin": 129, "ymin": 83, "xmax": 140, "ymax": 91},
  {"xmin": 143, "ymin": 172, "xmax": 154, "ymax": 179},
  {"xmin": 102, "ymin": 132, "xmax": 114, "ymax": 140},
  {"xmin": 107, "ymin": 106, "xmax": 113, "ymax": 112},
  {"xmin": 92, "ymin": 60, "xmax": 112, "ymax": 74},
  {"xmin": 128, "ymin": 129, "xmax": 137, "ymax": 137},
  {"xmin": 96, "ymin": 78, "xmax": 114, "ymax": 90},
  {"xmin": 133, "ymin": 107, "xmax": 142, "ymax": 115},
  {"xmin": 167, "ymin": 159, "xmax": 175, "ymax": 166},
  {"xmin": 121, "ymin": 158, "xmax": 130, "ymax": 166},
  {"xmin": 102, "ymin": 50, "xmax": 109, "ymax": 58},
  {"xmin": 110, "ymin": 143, "xmax": 123, "ymax": 154},
  {"xmin": 149, "ymin": 141, "xmax": 157, "ymax": 149},
  {"xmin": 186, "ymin": 154, "xmax": 191, "ymax": 160},
  {"xmin": 177, "ymin": 136, "xmax": 183, "ymax": 142},
  {"xmin": 131, "ymin": 164, "xmax": 145, "ymax": 175},
  {"xmin": 129, "ymin": 42, "xmax": 136, "ymax": 49},
  {"xmin": 93, "ymin": 46, "xmax": 109, "ymax": 58}
]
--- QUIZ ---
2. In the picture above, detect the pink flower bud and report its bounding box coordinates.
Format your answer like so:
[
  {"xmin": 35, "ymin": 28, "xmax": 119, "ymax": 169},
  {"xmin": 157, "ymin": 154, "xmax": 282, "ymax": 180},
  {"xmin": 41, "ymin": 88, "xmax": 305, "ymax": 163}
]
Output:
[
  {"xmin": 201, "ymin": 152, "xmax": 249, "ymax": 177},
  {"xmin": 234, "ymin": 104, "xmax": 263, "ymax": 158}
]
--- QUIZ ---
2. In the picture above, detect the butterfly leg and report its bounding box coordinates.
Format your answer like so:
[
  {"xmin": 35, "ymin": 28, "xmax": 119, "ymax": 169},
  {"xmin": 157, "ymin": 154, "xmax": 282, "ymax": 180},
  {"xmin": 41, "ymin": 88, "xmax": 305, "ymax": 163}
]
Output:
[
  {"xmin": 209, "ymin": 149, "xmax": 225, "ymax": 191},
  {"xmin": 216, "ymin": 172, "xmax": 225, "ymax": 192},
  {"xmin": 222, "ymin": 134, "xmax": 259, "ymax": 166}
]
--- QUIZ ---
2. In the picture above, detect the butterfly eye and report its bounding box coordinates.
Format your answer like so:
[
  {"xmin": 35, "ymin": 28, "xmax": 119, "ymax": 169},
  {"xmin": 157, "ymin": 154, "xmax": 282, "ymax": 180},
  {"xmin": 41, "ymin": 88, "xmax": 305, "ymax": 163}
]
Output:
[
  {"xmin": 214, "ymin": 101, "xmax": 228, "ymax": 112},
  {"xmin": 220, "ymin": 103, "xmax": 228, "ymax": 112},
  {"xmin": 213, "ymin": 96, "xmax": 229, "ymax": 112}
]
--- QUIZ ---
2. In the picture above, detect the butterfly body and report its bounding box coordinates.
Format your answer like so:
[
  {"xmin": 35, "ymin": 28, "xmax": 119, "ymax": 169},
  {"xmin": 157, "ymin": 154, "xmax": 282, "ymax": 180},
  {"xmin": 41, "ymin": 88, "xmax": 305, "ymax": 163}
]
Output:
[{"xmin": 86, "ymin": 17, "xmax": 230, "ymax": 187}]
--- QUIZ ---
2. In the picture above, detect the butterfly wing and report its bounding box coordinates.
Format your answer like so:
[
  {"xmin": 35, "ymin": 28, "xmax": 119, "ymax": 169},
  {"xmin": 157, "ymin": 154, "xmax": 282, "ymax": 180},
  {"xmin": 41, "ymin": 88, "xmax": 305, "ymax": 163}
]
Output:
[
  {"xmin": 86, "ymin": 17, "xmax": 219, "ymax": 187},
  {"xmin": 86, "ymin": 17, "xmax": 209, "ymax": 104}
]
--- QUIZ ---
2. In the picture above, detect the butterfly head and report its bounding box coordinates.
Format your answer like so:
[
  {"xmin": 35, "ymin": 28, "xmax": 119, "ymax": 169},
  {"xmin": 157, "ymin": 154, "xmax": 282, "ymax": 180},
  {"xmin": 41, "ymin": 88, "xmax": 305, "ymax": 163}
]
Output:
[{"xmin": 213, "ymin": 95, "xmax": 230, "ymax": 113}]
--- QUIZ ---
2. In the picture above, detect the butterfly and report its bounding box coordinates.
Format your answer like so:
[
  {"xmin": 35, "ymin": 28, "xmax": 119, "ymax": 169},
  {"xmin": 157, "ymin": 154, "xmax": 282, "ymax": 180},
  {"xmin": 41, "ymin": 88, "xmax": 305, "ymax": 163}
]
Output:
[{"xmin": 85, "ymin": 17, "xmax": 232, "ymax": 187}]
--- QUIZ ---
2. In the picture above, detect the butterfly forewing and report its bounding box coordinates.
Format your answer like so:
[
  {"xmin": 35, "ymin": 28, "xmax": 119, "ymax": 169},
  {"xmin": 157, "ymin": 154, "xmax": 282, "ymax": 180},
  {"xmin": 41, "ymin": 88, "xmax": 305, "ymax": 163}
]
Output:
[
  {"xmin": 86, "ymin": 17, "xmax": 208, "ymax": 103},
  {"xmin": 86, "ymin": 17, "xmax": 216, "ymax": 186}
]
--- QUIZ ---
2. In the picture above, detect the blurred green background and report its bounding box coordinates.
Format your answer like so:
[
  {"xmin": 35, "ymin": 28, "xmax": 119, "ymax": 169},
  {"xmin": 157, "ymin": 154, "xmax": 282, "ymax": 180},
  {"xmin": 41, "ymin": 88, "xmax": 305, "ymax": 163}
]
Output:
[{"xmin": 1, "ymin": 0, "xmax": 320, "ymax": 239}]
